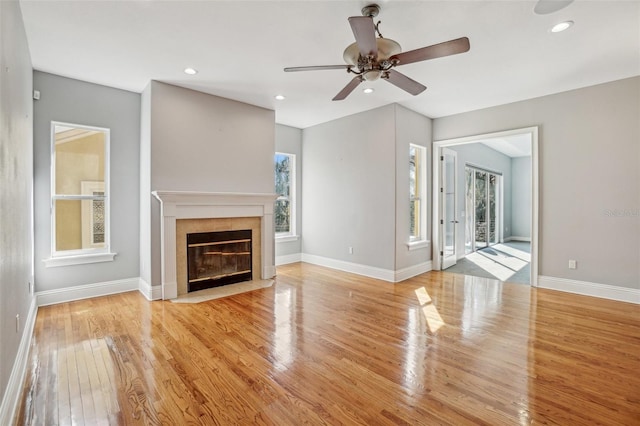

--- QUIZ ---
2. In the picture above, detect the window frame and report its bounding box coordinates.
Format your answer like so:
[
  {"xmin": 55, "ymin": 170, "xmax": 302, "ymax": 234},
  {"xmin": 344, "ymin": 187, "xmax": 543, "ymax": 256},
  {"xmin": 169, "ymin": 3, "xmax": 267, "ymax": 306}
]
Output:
[
  {"xmin": 44, "ymin": 121, "xmax": 115, "ymax": 267},
  {"xmin": 274, "ymin": 152, "xmax": 297, "ymax": 241},
  {"xmin": 409, "ymin": 143, "xmax": 428, "ymax": 250}
]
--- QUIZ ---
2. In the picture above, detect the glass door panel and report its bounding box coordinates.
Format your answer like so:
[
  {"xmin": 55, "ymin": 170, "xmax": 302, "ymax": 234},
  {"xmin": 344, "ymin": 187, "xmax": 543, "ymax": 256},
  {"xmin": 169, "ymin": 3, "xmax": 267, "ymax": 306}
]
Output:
[
  {"xmin": 465, "ymin": 168, "xmax": 474, "ymax": 255},
  {"xmin": 442, "ymin": 148, "xmax": 457, "ymax": 269},
  {"xmin": 475, "ymin": 170, "xmax": 487, "ymax": 249},
  {"xmin": 489, "ymin": 173, "xmax": 498, "ymax": 244}
]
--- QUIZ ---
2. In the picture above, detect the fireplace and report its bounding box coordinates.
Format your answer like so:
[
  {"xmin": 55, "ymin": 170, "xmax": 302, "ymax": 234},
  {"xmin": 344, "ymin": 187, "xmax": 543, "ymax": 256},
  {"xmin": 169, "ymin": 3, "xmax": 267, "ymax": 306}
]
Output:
[
  {"xmin": 187, "ymin": 229, "xmax": 252, "ymax": 292},
  {"xmin": 152, "ymin": 191, "xmax": 277, "ymax": 300}
]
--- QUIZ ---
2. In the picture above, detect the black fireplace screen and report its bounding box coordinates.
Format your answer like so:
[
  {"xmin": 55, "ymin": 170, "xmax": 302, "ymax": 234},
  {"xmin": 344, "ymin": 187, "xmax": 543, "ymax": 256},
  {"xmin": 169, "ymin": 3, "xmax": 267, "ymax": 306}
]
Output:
[{"xmin": 186, "ymin": 229, "xmax": 252, "ymax": 292}]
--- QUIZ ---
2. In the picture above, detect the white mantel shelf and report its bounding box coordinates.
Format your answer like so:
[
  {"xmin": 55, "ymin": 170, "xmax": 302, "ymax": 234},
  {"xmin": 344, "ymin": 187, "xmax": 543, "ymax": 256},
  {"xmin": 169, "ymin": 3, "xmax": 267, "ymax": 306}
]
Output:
[{"xmin": 152, "ymin": 191, "xmax": 278, "ymax": 300}]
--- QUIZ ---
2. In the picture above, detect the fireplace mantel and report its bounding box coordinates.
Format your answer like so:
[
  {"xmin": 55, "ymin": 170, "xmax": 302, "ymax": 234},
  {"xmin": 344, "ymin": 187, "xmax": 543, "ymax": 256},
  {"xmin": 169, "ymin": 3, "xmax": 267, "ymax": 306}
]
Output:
[{"xmin": 152, "ymin": 191, "xmax": 277, "ymax": 299}]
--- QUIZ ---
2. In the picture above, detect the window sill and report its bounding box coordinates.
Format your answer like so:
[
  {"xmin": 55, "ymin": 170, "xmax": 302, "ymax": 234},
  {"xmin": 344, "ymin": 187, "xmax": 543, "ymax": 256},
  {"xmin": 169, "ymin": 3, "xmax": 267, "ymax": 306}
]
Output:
[
  {"xmin": 407, "ymin": 240, "xmax": 430, "ymax": 251},
  {"xmin": 43, "ymin": 252, "xmax": 117, "ymax": 268},
  {"xmin": 276, "ymin": 235, "xmax": 299, "ymax": 243}
]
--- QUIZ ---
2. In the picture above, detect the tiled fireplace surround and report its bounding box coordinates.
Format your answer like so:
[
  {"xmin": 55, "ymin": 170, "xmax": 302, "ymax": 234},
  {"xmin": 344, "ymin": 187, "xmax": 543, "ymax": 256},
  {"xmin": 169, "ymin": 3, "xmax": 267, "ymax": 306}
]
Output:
[{"xmin": 152, "ymin": 191, "xmax": 277, "ymax": 300}]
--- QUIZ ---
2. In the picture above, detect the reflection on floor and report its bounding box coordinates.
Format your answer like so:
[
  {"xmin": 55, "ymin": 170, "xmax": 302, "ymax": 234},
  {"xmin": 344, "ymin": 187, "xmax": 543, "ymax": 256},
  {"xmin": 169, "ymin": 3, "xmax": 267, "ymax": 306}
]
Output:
[{"xmin": 445, "ymin": 241, "xmax": 531, "ymax": 285}]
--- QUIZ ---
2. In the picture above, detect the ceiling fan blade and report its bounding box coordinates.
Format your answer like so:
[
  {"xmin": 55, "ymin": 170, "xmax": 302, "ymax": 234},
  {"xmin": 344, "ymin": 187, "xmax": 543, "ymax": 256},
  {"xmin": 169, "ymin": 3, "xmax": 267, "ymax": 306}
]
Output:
[
  {"xmin": 348, "ymin": 16, "xmax": 378, "ymax": 58},
  {"xmin": 391, "ymin": 37, "xmax": 470, "ymax": 66},
  {"xmin": 384, "ymin": 70, "xmax": 426, "ymax": 96},
  {"xmin": 284, "ymin": 65, "xmax": 352, "ymax": 72},
  {"xmin": 332, "ymin": 76, "xmax": 363, "ymax": 101}
]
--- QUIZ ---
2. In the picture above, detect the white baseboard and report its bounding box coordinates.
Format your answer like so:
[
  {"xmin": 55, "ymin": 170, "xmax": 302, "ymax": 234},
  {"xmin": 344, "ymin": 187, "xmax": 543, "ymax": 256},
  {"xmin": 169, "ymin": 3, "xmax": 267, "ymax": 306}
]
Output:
[
  {"xmin": 138, "ymin": 278, "xmax": 162, "ymax": 301},
  {"xmin": 301, "ymin": 253, "xmax": 398, "ymax": 282},
  {"xmin": 394, "ymin": 261, "xmax": 433, "ymax": 282},
  {"xmin": 36, "ymin": 277, "xmax": 139, "ymax": 307},
  {"xmin": 276, "ymin": 253, "xmax": 302, "ymax": 266},
  {"xmin": 538, "ymin": 275, "xmax": 640, "ymax": 304},
  {"xmin": 0, "ymin": 296, "xmax": 38, "ymax": 425},
  {"xmin": 505, "ymin": 236, "xmax": 531, "ymax": 242}
]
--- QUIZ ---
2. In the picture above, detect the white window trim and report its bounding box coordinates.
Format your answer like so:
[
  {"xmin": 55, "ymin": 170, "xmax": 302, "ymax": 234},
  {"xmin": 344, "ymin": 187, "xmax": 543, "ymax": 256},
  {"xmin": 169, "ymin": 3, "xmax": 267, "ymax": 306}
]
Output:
[
  {"xmin": 45, "ymin": 121, "xmax": 116, "ymax": 267},
  {"xmin": 409, "ymin": 143, "xmax": 428, "ymax": 247},
  {"xmin": 275, "ymin": 234, "xmax": 300, "ymax": 243},
  {"xmin": 275, "ymin": 152, "xmax": 296, "ymax": 240},
  {"xmin": 407, "ymin": 144, "xmax": 429, "ymax": 246},
  {"xmin": 407, "ymin": 240, "xmax": 430, "ymax": 251}
]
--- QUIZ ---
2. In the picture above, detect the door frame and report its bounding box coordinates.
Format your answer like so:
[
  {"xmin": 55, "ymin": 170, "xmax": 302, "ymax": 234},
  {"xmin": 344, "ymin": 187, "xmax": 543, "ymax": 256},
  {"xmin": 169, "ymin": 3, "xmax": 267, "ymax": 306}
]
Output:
[{"xmin": 432, "ymin": 126, "xmax": 539, "ymax": 287}]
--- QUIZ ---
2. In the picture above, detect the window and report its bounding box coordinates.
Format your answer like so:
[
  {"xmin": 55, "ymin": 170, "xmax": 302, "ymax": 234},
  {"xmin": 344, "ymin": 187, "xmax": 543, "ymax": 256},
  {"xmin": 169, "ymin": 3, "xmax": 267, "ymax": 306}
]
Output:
[
  {"xmin": 45, "ymin": 122, "xmax": 115, "ymax": 267},
  {"xmin": 409, "ymin": 144, "xmax": 427, "ymax": 247},
  {"xmin": 274, "ymin": 152, "xmax": 296, "ymax": 239}
]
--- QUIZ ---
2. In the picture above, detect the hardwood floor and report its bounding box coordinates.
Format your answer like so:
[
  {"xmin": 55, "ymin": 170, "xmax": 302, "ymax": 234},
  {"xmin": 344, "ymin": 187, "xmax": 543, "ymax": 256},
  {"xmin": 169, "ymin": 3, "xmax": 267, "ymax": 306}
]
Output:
[{"xmin": 15, "ymin": 263, "xmax": 640, "ymax": 425}]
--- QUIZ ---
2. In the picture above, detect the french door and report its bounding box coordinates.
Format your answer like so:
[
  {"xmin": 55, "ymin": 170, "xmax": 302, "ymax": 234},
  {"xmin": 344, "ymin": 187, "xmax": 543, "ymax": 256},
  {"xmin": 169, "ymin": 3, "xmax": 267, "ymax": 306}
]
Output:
[
  {"xmin": 441, "ymin": 149, "xmax": 458, "ymax": 269},
  {"xmin": 465, "ymin": 166, "xmax": 501, "ymax": 254}
]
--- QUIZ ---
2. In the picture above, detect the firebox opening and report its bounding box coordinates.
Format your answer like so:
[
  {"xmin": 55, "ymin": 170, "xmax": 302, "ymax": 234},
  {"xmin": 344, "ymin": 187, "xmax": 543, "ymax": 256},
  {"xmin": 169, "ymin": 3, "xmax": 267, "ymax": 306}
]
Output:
[{"xmin": 187, "ymin": 229, "xmax": 252, "ymax": 292}]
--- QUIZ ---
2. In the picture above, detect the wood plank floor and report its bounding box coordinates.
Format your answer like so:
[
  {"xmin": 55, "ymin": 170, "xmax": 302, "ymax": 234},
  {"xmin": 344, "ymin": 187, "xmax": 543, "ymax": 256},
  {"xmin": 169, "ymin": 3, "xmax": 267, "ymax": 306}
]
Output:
[{"xmin": 15, "ymin": 263, "xmax": 640, "ymax": 425}]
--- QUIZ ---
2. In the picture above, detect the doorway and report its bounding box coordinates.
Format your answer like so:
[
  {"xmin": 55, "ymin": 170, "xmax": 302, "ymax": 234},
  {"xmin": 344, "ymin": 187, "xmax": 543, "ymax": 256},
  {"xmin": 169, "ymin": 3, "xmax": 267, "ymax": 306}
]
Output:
[
  {"xmin": 432, "ymin": 127, "xmax": 539, "ymax": 286},
  {"xmin": 465, "ymin": 165, "xmax": 501, "ymax": 253}
]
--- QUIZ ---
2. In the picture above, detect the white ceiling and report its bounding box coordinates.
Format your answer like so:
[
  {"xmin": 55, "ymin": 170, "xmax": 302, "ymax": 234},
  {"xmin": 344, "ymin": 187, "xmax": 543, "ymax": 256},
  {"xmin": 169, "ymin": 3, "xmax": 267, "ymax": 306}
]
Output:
[{"xmin": 19, "ymin": 0, "xmax": 640, "ymax": 129}]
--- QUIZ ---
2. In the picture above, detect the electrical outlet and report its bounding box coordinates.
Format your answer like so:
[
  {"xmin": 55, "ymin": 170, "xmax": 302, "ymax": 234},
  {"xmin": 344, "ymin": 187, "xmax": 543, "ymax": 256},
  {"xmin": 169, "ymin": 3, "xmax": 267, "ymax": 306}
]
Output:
[
  {"xmin": 348, "ymin": 246, "xmax": 353, "ymax": 254},
  {"xmin": 568, "ymin": 260, "xmax": 577, "ymax": 270},
  {"xmin": 16, "ymin": 314, "xmax": 20, "ymax": 333}
]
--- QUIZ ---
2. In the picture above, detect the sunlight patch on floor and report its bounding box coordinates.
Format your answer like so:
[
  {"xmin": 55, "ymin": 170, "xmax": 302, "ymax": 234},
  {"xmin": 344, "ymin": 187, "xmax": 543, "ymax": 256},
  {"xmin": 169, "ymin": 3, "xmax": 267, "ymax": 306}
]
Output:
[
  {"xmin": 414, "ymin": 287, "xmax": 445, "ymax": 333},
  {"xmin": 465, "ymin": 252, "xmax": 523, "ymax": 282},
  {"xmin": 491, "ymin": 243, "xmax": 531, "ymax": 262}
]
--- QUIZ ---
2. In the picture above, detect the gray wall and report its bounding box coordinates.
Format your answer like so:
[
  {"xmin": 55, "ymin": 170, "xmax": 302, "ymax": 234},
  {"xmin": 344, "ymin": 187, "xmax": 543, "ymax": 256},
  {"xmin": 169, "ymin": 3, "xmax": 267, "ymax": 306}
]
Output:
[
  {"xmin": 275, "ymin": 124, "xmax": 303, "ymax": 258},
  {"xmin": 33, "ymin": 72, "xmax": 141, "ymax": 291},
  {"xmin": 0, "ymin": 0, "xmax": 33, "ymax": 408},
  {"xmin": 511, "ymin": 156, "xmax": 531, "ymax": 239},
  {"xmin": 302, "ymin": 105, "xmax": 397, "ymax": 270},
  {"xmin": 434, "ymin": 76, "xmax": 640, "ymax": 289},
  {"xmin": 394, "ymin": 105, "xmax": 432, "ymax": 270},
  {"xmin": 142, "ymin": 81, "xmax": 275, "ymax": 286},
  {"xmin": 302, "ymin": 104, "xmax": 432, "ymax": 273},
  {"xmin": 448, "ymin": 143, "xmax": 513, "ymax": 257}
]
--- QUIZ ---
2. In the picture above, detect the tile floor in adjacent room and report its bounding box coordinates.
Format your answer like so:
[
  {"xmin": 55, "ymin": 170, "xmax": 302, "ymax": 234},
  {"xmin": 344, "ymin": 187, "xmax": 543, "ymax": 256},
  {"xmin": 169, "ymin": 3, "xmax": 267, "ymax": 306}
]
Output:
[{"xmin": 444, "ymin": 241, "xmax": 531, "ymax": 284}]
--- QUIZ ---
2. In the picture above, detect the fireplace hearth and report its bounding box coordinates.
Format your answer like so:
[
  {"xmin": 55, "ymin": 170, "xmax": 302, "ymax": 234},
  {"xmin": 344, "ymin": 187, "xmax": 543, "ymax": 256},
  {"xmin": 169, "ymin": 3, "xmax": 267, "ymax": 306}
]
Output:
[{"xmin": 187, "ymin": 229, "xmax": 252, "ymax": 292}]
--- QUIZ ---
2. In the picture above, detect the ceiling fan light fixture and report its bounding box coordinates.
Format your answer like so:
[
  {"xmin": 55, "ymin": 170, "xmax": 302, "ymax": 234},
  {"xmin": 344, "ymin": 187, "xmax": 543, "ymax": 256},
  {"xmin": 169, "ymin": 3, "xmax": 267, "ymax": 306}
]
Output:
[
  {"xmin": 343, "ymin": 37, "xmax": 402, "ymax": 65},
  {"xmin": 551, "ymin": 20, "xmax": 574, "ymax": 33},
  {"xmin": 363, "ymin": 70, "xmax": 381, "ymax": 81}
]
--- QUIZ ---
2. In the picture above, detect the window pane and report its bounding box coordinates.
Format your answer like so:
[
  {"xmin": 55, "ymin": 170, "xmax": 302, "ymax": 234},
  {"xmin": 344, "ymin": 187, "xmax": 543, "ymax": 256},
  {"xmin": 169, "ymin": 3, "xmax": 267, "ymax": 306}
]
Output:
[
  {"xmin": 409, "ymin": 147, "xmax": 417, "ymax": 197},
  {"xmin": 55, "ymin": 128, "xmax": 105, "ymax": 195},
  {"xmin": 410, "ymin": 200, "xmax": 420, "ymax": 238},
  {"xmin": 275, "ymin": 199, "xmax": 290, "ymax": 233},
  {"xmin": 274, "ymin": 154, "xmax": 290, "ymax": 197},
  {"xmin": 54, "ymin": 199, "xmax": 106, "ymax": 251}
]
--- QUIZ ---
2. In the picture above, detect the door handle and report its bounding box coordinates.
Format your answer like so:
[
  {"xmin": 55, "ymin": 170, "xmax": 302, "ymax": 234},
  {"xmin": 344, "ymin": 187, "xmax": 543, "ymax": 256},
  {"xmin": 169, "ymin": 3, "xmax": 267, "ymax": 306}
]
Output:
[{"xmin": 450, "ymin": 220, "xmax": 459, "ymax": 223}]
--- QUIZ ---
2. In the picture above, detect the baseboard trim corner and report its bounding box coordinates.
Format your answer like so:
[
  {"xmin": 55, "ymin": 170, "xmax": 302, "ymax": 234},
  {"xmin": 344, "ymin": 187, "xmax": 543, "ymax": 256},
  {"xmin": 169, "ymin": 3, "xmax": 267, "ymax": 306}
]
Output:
[
  {"xmin": 0, "ymin": 296, "xmax": 38, "ymax": 425},
  {"xmin": 36, "ymin": 277, "xmax": 140, "ymax": 307},
  {"xmin": 538, "ymin": 275, "xmax": 640, "ymax": 304},
  {"xmin": 394, "ymin": 261, "xmax": 433, "ymax": 282},
  {"xmin": 138, "ymin": 278, "xmax": 162, "ymax": 301},
  {"xmin": 276, "ymin": 253, "xmax": 302, "ymax": 266},
  {"xmin": 505, "ymin": 236, "xmax": 531, "ymax": 242}
]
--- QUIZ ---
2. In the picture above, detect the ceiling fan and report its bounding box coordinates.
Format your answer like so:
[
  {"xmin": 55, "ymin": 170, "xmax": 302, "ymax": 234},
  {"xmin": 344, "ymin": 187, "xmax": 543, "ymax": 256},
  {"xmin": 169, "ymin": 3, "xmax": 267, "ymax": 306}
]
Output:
[{"xmin": 284, "ymin": 4, "xmax": 470, "ymax": 101}]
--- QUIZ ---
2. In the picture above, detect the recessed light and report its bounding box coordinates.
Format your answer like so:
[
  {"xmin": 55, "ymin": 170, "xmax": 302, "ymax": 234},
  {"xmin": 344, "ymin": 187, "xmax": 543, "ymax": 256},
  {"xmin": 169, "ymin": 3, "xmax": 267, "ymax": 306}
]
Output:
[
  {"xmin": 274, "ymin": 95, "xmax": 286, "ymax": 100},
  {"xmin": 363, "ymin": 87, "xmax": 374, "ymax": 94},
  {"xmin": 551, "ymin": 21, "xmax": 574, "ymax": 33},
  {"xmin": 184, "ymin": 67, "xmax": 198, "ymax": 75}
]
